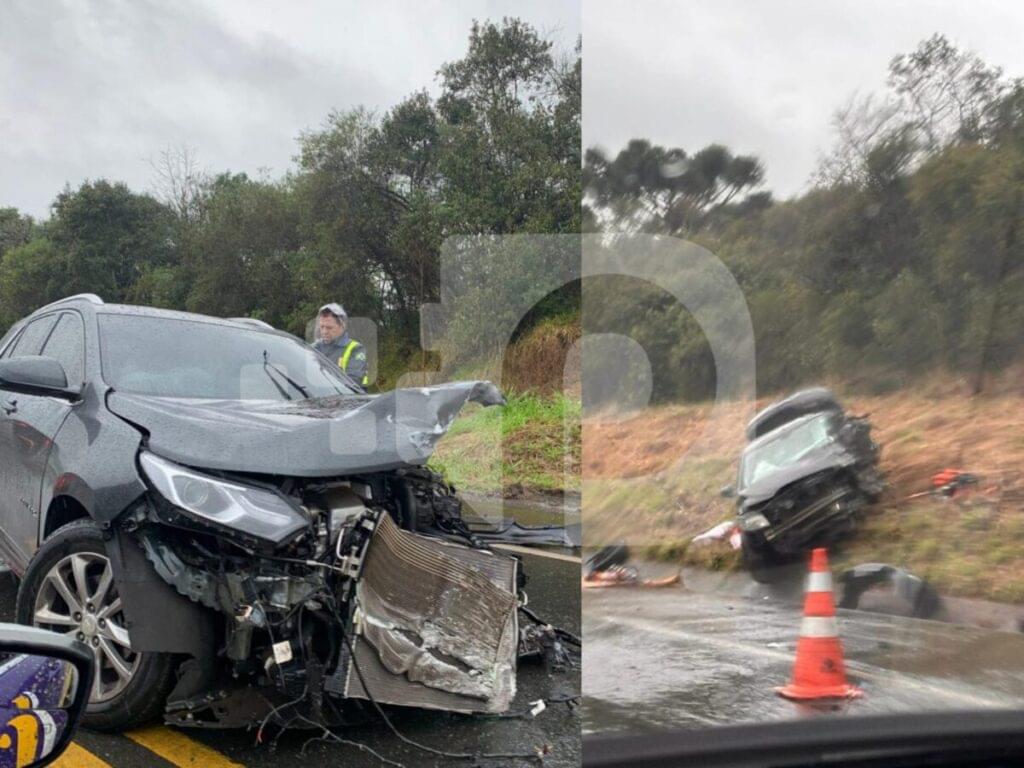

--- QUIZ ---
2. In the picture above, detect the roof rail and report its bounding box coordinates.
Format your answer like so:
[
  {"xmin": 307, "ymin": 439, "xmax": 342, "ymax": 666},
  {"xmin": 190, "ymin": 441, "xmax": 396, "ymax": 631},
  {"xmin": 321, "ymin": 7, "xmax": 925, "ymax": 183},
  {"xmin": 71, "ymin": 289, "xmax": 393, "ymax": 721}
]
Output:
[
  {"xmin": 35, "ymin": 293, "xmax": 104, "ymax": 314},
  {"xmin": 228, "ymin": 317, "xmax": 275, "ymax": 330}
]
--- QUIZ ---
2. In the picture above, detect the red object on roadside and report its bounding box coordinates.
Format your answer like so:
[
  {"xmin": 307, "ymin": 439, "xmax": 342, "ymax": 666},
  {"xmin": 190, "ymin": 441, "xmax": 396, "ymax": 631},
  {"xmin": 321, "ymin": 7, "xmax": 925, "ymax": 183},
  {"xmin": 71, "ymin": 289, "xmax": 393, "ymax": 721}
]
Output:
[
  {"xmin": 932, "ymin": 468, "xmax": 962, "ymax": 487},
  {"xmin": 777, "ymin": 548, "xmax": 863, "ymax": 701}
]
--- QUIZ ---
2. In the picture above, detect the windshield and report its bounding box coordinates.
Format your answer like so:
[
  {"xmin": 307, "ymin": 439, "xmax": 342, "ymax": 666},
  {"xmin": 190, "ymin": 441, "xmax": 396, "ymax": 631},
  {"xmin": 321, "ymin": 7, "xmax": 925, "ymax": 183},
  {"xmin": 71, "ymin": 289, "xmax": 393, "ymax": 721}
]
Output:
[
  {"xmin": 98, "ymin": 314, "xmax": 359, "ymax": 400},
  {"xmin": 740, "ymin": 414, "xmax": 834, "ymax": 488}
]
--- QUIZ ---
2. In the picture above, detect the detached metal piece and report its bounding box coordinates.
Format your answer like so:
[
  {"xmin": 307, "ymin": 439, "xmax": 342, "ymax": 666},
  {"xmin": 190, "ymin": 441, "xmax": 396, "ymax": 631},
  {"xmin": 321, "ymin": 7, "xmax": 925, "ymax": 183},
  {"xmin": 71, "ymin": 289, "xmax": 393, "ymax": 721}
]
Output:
[{"xmin": 838, "ymin": 563, "xmax": 942, "ymax": 619}]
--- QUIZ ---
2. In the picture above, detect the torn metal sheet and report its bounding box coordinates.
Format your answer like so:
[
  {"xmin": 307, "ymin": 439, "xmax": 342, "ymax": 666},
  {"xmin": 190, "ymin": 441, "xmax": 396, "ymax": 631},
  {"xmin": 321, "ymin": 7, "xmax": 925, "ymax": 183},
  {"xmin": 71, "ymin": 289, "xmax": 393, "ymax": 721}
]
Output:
[
  {"xmin": 106, "ymin": 381, "xmax": 504, "ymax": 476},
  {"xmin": 468, "ymin": 520, "xmax": 581, "ymax": 547},
  {"xmin": 344, "ymin": 514, "xmax": 519, "ymax": 713}
]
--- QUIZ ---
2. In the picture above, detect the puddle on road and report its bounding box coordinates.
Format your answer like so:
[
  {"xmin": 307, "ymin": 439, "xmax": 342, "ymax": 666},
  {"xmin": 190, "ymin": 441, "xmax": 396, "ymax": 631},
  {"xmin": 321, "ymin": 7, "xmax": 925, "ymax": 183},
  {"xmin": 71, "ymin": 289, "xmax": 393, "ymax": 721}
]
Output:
[{"xmin": 583, "ymin": 588, "xmax": 1024, "ymax": 736}]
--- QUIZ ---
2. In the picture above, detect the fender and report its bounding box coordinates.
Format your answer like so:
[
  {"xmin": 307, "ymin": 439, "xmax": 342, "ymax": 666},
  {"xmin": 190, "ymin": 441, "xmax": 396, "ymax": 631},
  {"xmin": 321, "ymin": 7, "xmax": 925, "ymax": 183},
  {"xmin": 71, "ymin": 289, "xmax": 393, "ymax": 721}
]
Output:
[{"xmin": 103, "ymin": 527, "xmax": 216, "ymax": 657}]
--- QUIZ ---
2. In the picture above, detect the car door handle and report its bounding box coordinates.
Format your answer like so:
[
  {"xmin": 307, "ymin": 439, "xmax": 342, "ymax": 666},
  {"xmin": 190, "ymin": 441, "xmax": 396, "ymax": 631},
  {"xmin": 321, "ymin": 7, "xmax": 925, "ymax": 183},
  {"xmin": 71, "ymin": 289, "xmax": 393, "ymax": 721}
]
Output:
[{"xmin": 1, "ymin": 397, "xmax": 16, "ymax": 415}]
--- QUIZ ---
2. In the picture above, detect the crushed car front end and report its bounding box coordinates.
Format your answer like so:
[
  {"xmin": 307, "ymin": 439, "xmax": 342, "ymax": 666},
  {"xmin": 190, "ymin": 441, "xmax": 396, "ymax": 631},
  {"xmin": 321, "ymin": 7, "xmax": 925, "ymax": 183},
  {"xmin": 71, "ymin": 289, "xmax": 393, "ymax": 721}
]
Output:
[
  {"xmin": 733, "ymin": 402, "xmax": 884, "ymax": 578},
  {"xmin": 121, "ymin": 453, "xmax": 525, "ymax": 728},
  {"xmin": 738, "ymin": 468, "xmax": 866, "ymax": 555}
]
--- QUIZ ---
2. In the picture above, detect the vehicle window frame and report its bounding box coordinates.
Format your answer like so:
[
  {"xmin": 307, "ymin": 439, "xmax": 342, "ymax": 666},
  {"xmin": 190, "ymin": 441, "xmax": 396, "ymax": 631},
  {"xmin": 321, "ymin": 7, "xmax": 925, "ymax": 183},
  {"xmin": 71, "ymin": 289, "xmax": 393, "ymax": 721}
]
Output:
[
  {"xmin": 40, "ymin": 310, "xmax": 87, "ymax": 388},
  {"xmin": 0, "ymin": 325, "xmax": 24, "ymax": 359},
  {"xmin": 6, "ymin": 313, "xmax": 60, "ymax": 359}
]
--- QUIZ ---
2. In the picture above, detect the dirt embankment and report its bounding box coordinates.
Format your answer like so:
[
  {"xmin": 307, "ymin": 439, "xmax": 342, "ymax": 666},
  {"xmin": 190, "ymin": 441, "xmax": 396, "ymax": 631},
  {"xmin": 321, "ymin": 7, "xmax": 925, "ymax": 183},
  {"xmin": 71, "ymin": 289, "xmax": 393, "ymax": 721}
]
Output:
[
  {"xmin": 502, "ymin": 319, "xmax": 581, "ymax": 396},
  {"xmin": 582, "ymin": 378, "xmax": 1024, "ymax": 600}
]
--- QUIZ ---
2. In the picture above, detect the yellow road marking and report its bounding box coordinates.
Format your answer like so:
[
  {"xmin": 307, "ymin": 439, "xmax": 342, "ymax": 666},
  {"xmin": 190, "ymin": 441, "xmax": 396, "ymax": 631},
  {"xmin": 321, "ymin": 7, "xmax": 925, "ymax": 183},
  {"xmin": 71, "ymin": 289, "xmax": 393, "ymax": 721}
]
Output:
[
  {"xmin": 127, "ymin": 725, "xmax": 245, "ymax": 767},
  {"xmin": 51, "ymin": 742, "xmax": 113, "ymax": 767}
]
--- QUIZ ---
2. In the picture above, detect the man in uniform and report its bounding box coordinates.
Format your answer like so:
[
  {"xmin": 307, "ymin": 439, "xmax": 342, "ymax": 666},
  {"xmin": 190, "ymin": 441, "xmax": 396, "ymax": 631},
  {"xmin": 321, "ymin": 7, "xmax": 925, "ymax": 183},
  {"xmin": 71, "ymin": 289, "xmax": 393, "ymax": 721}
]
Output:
[{"xmin": 313, "ymin": 303, "xmax": 369, "ymax": 388}]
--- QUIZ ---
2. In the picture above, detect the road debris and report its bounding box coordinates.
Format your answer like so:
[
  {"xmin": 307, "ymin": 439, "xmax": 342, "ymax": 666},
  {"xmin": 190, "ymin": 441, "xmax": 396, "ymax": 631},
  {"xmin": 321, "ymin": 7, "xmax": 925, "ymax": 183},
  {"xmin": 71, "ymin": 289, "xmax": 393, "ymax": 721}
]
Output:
[
  {"xmin": 838, "ymin": 563, "xmax": 942, "ymax": 619},
  {"xmin": 692, "ymin": 520, "xmax": 742, "ymax": 550},
  {"xmin": 583, "ymin": 545, "xmax": 681, "ymax": 589}
]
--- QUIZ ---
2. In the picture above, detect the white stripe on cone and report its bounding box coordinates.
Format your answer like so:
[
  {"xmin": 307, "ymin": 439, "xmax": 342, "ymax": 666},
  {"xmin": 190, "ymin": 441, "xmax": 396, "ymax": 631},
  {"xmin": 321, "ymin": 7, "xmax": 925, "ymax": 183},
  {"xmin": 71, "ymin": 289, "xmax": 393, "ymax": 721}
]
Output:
[
  {"xmin": 799, "ymin": 616, "xmax": 839, "ymax": 638},
  {"xmin": 806, "ymin": 571, "xmax": 833, "ymax": 593}
]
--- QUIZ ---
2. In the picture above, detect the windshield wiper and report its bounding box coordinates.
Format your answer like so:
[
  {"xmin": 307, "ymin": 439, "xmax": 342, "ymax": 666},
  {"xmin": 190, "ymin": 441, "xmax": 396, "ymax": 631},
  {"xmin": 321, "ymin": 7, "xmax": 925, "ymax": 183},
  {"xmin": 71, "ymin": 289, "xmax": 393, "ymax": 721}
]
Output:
[
  {"xmin": 261, "ymin": 359, "xmax": 293, "ymax": 401},
  {"xmin": 262, "ymin": 351, "xmax": 310, "ymax": 400}
]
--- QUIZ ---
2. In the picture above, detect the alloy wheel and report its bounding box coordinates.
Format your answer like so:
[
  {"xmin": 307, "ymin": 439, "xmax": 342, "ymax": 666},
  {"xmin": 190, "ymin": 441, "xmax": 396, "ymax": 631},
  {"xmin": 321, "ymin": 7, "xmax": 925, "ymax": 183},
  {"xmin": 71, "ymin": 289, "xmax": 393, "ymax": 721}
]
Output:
[{"xmin": 33, "ymin": 552, "xmax": 140, "ymax": 703}]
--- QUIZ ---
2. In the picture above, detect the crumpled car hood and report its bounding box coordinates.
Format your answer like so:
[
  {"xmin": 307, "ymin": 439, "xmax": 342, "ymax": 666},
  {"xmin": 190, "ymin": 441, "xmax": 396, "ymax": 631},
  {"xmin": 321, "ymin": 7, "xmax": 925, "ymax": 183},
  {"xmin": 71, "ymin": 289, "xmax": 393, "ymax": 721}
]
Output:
[
  {"xmin": 739, "ymin": 442, "xmax": 855, "ymax": 507},
  {"xmin": 107, "ymin": 381, "xmax": 504, "ymax": 476}
]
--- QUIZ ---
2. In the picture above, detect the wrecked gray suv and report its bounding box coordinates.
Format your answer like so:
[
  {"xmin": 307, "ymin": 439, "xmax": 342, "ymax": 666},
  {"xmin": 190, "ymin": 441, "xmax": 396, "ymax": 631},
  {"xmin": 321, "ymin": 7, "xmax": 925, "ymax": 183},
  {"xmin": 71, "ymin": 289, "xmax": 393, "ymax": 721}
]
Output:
[
  {"xmin": 728, "ymin": 388, "xmax": 883, "ymax": 581},
  {"xmin": 0, "ymin": 294, "xmax": 545, "ymax": 732}
]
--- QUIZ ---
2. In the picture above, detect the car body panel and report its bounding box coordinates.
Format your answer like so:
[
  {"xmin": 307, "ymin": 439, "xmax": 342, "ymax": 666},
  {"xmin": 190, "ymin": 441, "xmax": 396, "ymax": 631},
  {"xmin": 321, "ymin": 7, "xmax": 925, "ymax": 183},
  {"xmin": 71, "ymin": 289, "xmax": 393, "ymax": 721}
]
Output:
[
  {"xmin": 744, "ymin": 386, "xmax": 840, "ymax": 441},
  {"xmin": 105, "ymin": 381, "xmax": 504, "ymax": 477},
  {"xmin": 340, "ymin": 514, "xmax": 519, "ymax": 714},
  {"xmin": 0, "ymin": 393, "xmax": 72, "ymax": 563}
]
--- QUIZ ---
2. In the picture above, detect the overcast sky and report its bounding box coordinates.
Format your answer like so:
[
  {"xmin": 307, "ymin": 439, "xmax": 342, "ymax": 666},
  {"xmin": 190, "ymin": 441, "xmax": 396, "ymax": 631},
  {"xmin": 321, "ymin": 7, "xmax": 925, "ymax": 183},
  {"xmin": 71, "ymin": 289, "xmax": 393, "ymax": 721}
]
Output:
[
  {"xmin": 584, "ymin": 0, "xmax": 1024, "ymax": 200},
  {"xmin": 0, "ymin": 0, "xmax": 579, "ymax": 219}
]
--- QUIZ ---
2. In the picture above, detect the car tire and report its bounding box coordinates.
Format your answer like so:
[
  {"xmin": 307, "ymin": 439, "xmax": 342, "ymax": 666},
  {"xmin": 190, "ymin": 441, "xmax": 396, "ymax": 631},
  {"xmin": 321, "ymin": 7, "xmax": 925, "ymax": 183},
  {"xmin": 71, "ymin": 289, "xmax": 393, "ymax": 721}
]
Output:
[{"xmin": 15, "ymin": 519, "xmax": 178, "ymax": 732}]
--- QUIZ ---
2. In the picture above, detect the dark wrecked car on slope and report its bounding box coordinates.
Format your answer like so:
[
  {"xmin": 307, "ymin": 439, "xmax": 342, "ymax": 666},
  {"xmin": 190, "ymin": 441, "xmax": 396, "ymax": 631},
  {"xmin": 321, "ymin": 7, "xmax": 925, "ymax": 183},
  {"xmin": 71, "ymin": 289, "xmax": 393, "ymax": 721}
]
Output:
[
  {"xmin": 0, "ymin": 294, "xmax": 566, "ymax": 732},
  {"xmin": 724, "ymin": 388, "xmax": 884, "ymax": 582}
]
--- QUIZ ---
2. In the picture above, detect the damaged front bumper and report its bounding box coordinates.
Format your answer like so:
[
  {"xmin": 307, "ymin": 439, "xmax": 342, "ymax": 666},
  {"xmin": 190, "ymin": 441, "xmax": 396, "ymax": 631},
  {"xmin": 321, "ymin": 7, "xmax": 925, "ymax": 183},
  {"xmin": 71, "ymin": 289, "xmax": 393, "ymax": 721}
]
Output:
[
  {"xmin": 121, "ymin": 471, "xmax": 553, "ymax": 729},
  {"xmin": 740, "ymin": 477, "xmax": 864, "ymax": 554}
]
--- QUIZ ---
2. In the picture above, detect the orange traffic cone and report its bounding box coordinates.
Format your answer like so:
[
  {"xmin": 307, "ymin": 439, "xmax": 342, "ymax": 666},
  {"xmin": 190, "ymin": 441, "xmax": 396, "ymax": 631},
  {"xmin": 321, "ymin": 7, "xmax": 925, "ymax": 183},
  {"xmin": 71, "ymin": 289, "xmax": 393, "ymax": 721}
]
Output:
[{"xmin": 776, "ymin": 548, "xmax": 863, "ymax": 701}]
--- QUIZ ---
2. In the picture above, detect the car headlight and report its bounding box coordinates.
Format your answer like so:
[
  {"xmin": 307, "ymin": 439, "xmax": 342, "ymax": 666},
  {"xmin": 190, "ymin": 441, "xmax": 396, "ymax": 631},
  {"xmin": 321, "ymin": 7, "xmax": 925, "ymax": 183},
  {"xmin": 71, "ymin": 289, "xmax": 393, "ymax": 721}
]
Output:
[
  {"xmin": 739, "ymin": 512, "xmax": 771, "ymax": 532},
  {"xmin": 139, "ymin": 452, "xmax": 308, "ymax": 546}
]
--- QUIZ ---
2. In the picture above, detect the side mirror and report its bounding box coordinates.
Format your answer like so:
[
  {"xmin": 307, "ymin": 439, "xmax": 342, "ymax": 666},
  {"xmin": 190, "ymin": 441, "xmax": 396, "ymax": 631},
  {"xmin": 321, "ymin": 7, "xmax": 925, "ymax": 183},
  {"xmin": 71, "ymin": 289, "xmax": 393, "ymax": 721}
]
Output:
[
  {"xmin": 0, "ymin": 357, "xmax": 75, "ymax": 398},
  {"xmin": 720, "ymin": 485, "xmax": 735, "ymax": 499},
  {"xmin": 0, "ymin": 625, "xmax": 94, "ymax": 767}
]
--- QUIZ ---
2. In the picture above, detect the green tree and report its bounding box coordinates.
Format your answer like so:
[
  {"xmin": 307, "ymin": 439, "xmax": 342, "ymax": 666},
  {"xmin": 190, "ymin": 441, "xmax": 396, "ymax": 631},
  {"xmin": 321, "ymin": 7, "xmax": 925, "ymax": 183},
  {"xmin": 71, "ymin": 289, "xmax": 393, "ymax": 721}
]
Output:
[
  {"xmin": 184, "ymin": 173, "xmax": 303, "ymax": 330},
  {"xmin": 0, "ymin": 238, "xmax": 65, "ymax": 329},
  {"xmin": 47, "ymin": 180, "xmax": 176, "ymax": 301},
  {"xmin": 0, "ymin": 208, "xmax": 35, "ymax": 260},
  {"xmin": 585, "ymin": 140, "xmax": 766, "ymax": 236}
]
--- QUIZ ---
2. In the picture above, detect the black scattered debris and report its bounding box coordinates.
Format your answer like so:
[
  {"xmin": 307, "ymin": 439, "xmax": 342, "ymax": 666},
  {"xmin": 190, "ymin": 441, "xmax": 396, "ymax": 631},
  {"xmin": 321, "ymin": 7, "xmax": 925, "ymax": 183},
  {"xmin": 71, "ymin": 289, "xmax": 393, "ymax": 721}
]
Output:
[{"xmin": 838, "ymin": 563, "xmax": 943, "ymax": 619}]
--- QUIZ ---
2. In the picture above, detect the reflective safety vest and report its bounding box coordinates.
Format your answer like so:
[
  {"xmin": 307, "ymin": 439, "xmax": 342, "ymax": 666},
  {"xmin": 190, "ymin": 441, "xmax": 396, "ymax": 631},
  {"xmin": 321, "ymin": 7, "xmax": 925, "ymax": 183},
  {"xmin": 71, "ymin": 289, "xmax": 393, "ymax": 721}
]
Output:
[{"xmin": 339, "ymin": 339, "xmax": 369, "ymax": 387}]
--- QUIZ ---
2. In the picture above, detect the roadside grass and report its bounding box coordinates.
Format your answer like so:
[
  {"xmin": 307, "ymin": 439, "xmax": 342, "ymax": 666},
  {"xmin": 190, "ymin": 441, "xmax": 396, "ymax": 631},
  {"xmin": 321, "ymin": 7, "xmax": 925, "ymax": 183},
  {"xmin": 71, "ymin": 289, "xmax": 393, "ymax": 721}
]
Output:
[
  {"xmin": 431, "ymin": 391, "xmax": 581, "ymax": 496},
  {"xmin": 583, "ymin": 457, "xmax": 734, "ymax": 547},
  {"xmin": 826, "ymin": 501, "xmax": 1024, "ymax": 599}
]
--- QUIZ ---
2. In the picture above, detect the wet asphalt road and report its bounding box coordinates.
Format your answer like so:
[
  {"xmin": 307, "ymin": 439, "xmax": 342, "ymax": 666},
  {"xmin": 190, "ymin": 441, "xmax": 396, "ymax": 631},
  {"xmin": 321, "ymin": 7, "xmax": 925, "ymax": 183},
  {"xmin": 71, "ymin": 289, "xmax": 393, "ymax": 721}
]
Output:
[
  {"xmin": 0, "ymin": 547, "xmax": 581, "ymax": 768},
  {"xmin": 583, "ymin": 581, "xmax": 1024, "ymax": 737}
]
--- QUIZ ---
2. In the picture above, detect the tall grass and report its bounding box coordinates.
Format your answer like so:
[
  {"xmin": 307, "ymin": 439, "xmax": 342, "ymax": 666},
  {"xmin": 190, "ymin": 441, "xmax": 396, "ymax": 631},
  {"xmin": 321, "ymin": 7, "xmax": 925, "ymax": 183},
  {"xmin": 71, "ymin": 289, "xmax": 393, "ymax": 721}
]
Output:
[{"xmin": 432, "ymin": 392, "xmax": 581, "ymax": 495}]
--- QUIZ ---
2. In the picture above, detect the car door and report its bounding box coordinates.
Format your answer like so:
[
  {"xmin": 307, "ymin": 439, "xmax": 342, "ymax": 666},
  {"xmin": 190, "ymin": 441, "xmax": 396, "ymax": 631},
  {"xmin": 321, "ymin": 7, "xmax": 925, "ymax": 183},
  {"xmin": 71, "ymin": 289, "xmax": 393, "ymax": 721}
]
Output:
[{"xmin": 0, "ymin": 312, "xmax": 79, "ymax": 570}]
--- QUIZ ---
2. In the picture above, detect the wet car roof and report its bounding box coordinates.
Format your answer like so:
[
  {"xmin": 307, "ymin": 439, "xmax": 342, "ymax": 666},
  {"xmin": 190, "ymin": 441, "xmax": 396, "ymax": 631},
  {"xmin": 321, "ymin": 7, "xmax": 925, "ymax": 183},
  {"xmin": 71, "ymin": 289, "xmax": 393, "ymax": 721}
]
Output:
[
  {"xmin": 23, "ymin": 296, "xmax": 274, "ymax": 334},
  {"xmin": 97, "ymin": 304, "xmax": 271, "ymax": 330}
]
